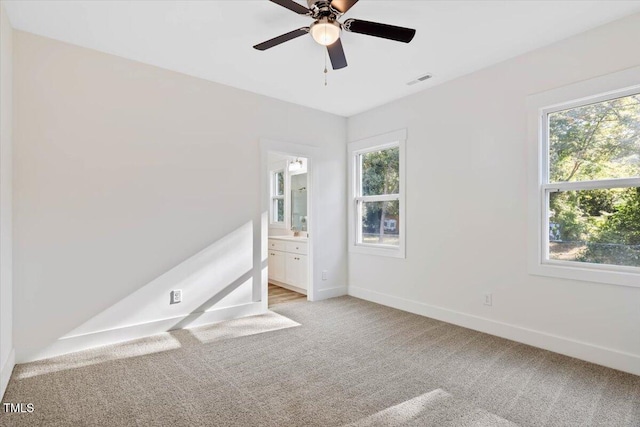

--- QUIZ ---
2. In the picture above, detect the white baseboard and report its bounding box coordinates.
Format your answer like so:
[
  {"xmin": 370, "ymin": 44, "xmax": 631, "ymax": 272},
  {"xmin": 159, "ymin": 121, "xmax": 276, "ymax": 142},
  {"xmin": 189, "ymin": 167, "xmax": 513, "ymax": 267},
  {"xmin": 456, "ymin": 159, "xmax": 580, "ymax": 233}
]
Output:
[
  {"xmin": 24, "ymin": 302, "xmax": 265, "ymax": 363},
  {"xmin": 316, "ymin": 286, "xmax": 348, "ymax": 300},
  {"xmin": 348, "ymin": 286, "xmax": 640, "ymax": 376},
  {"xmin": 1, "ymin": 348, "xmax": 15, "ymax": 399}
]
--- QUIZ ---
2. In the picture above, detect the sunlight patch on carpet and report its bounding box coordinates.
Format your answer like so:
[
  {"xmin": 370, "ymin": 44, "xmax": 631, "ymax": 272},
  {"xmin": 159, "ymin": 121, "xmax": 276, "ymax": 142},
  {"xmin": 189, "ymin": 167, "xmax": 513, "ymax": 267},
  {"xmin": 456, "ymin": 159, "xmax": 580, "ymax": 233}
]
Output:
[
  {"xmin": 15, "ymin": 312, "xmax": 300, "ymax": 380},
  {"xmin": 347, "ymin": 389, "xmax": 518, "ymax": 426},
  {"xmin": 183, "ymin": 311, "xmax": 300, "ymax": 344},
  {"xmin": 14, "ymin": 334, "xmax": 182, "ymax": 380}
]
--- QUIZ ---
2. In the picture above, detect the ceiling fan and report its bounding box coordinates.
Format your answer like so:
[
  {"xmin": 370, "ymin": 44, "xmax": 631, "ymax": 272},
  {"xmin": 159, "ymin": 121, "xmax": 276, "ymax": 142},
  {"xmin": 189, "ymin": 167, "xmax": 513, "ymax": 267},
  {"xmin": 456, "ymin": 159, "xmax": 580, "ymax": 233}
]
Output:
[{"xmin": 253, "ymin": 0, "xmax": 416, "ymax": 70}]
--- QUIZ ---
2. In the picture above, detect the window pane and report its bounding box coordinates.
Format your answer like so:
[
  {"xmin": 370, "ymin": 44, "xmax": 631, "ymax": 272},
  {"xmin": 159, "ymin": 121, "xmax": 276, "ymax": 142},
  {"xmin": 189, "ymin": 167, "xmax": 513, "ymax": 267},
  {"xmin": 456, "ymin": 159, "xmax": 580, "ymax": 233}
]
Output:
[
  {"xmin": 361, "ymin": 147, "xmax": 400, "ymax": 196},
  {"xmin": 360, "ymin": 200, "xmax": 400, "ymax": 246},
  {"xmin": 276, "ymin": 198, "xmax": 284, "ymax": 222},
  {"xmin": 275, "ymin": 172, "xmax": 284, "ymax": 196},
  {"xmin": 548, "ymin": 187, "xmax": 640, "ymax": 267},
  {"xmin": 548, "ymin": 93, "xmax": 640, "ymax": 183}
]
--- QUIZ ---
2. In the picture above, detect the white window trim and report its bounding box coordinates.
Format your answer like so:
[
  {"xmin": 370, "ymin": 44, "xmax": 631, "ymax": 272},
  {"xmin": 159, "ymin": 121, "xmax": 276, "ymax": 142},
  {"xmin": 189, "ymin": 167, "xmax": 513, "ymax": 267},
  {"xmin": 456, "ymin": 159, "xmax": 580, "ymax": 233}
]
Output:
[
  {"xmin": 527, "ymin": 66, "xmax": 640, "ymax": 288},
  {"xmin": 348, "ymin": 129, "xmax": 406, "ymax": 258},
  {"xmin": 270, "ymin": 168, "xmax": 286, "ymax": 228}
]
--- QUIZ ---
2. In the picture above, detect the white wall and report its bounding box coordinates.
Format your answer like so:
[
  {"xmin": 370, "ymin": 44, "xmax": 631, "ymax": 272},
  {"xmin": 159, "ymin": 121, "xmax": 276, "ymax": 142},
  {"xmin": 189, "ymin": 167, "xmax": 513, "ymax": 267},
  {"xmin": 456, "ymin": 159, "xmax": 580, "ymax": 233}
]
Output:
[
  {"xmin": 14, "ymin": 31, "xmax": 347, "ymax": 362},
  {"xmin": 0, "ymin": 3, "xmax": 14, "ymax": 397},
  {"xmin": 347, "ymin": 13, "xmax": 640, "ymax": 375}
]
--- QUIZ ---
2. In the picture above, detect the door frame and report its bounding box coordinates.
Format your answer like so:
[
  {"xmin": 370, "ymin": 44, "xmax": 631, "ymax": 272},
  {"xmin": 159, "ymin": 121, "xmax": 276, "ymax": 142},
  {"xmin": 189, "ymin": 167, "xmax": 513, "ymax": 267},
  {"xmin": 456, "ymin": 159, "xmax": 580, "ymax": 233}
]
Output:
[{"xmin": 260, "ymin": 139, "xmax": 319, "ymax": 309}]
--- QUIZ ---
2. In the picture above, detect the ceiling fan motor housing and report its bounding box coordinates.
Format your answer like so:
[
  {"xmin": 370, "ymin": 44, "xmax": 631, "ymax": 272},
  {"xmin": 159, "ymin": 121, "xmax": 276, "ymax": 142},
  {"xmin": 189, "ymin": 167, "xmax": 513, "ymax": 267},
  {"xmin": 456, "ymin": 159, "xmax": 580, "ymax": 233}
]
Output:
[{"xmin": 307, "ymin": 0, "xmax": 342, "ymax": 19}]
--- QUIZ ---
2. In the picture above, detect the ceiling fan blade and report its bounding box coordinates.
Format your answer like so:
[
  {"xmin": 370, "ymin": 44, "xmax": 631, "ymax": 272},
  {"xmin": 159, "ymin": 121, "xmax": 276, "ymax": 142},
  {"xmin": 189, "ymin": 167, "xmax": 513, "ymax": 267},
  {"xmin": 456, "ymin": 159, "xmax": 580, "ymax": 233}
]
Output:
[
  {"xmin": 253, "ymin": 28, "xmax": 310, "ymax": 51},
  {"xmin": 343, "ymin": 19, "xmax": 416, "ymax": 43},
  {"xmin": 327, "ymin": 38, "xmax": 347, "ymax": 70},
  {"xmin": 330, "ymin": 0, "xmax": 359, "ymax": 14},
  {"xmin": 269, "ymin": 0, "xmax": 311, "ymax": 15}
]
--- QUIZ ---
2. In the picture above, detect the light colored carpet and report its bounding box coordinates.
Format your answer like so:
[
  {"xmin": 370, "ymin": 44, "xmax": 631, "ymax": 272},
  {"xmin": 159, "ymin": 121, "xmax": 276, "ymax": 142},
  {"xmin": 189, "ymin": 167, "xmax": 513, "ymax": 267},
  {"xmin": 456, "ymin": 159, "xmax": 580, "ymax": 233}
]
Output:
[{"xmin": 1, "ymin": 296, "xmax": 639, "ymax": 426}]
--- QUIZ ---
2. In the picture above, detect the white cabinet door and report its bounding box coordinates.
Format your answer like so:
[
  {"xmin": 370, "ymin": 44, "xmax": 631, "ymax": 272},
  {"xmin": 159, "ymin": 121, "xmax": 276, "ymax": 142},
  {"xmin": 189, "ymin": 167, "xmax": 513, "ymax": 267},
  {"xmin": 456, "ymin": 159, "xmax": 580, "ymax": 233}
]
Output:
[
  {"xmin": 285, "ymin": 253, "xmax": 308, "ymax": 290},
  {"xmin": 268, "ymin": 250, "xmax": 286, "ymax": 283}
]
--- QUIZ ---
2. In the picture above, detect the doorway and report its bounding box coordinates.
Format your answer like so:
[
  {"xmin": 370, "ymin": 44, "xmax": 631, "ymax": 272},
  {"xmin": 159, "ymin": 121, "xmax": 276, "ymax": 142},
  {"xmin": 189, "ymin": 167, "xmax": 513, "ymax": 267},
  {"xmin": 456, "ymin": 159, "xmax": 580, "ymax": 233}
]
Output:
[
  {"xmin": 260, "ymin": 140, "xmax": 317, "ymax": 310},
  {"xmin": 266, "ymin": 153, "xmax": 310, "ymax": 307}
]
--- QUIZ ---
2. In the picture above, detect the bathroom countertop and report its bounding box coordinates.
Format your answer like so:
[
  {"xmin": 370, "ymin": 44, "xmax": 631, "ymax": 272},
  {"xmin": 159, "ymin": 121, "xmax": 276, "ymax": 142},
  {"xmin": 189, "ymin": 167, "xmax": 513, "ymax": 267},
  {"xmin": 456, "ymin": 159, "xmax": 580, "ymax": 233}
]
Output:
[{"xmin": 268, "ymin": 235, "xmax": 308, "ymax": 242}]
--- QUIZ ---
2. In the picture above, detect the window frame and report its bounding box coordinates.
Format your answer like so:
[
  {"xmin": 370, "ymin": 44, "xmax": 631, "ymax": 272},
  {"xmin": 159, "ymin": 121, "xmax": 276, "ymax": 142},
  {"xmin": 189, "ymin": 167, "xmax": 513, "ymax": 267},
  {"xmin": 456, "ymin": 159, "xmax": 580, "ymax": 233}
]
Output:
[
  {"xmin": 270, "ymin": 169, "xmax": 286, "ymax": 227},
  {"xmin": 527, "ymin": 67, "xmax": 640, "ymax": 288},
  {"xmin": 348, "ymin": 129, "xmax": 406, "ymax": 258}
]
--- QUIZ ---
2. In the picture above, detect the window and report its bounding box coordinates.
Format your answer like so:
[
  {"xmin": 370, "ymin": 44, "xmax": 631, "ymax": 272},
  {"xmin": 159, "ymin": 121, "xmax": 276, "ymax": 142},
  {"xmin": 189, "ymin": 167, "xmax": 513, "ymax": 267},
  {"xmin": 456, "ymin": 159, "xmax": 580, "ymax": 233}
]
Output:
[
  {"xmin": 271, "ymin": 170, "xmax": 285, "ymax": 224},
  {"xmin": 349, "ymin": 130, "xmax": 406, "ymax": 258},
  {"xmin": 529, "ymin": 68, "xmax": 640, "ymax": 287},
  {"xmin": 544, "ymin": 92, "xmax": 640, "ymax": 269}
]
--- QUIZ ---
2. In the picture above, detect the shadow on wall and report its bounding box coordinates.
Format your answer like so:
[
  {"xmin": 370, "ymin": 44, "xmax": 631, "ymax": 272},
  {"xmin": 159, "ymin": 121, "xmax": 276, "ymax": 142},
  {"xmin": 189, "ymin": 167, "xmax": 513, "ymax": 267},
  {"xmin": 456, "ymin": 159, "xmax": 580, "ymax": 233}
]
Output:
[{"xmin": 28, "ymin": 221, "xmax": 263, "ymax": 362}]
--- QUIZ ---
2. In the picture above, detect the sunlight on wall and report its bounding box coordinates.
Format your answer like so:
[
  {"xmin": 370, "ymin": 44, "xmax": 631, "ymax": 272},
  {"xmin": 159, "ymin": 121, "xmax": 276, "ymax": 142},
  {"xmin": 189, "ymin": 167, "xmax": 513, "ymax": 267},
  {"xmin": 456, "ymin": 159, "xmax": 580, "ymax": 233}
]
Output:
[
  {"xmin": 261, "ymin": 211, "xmax": 269, "ymax": 306},
  {"xmin": 25, "ymin": 221, "xmax": 263, "ymax": 361},
  {"xmin": 63, "ymin": 221, "xmax": 255, "ymax": 338},
  {"xmin": 261, "ymin": 211, "xmax": 268, "ymax": 264}
]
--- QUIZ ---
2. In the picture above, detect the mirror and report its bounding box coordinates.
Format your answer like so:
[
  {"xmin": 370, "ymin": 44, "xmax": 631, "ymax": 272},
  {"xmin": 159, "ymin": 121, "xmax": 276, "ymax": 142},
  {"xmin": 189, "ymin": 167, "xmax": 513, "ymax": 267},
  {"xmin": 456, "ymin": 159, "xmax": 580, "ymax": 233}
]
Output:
[{"xmin": 291, "ymin": 173, "xmax": 308, "ymax": 231}]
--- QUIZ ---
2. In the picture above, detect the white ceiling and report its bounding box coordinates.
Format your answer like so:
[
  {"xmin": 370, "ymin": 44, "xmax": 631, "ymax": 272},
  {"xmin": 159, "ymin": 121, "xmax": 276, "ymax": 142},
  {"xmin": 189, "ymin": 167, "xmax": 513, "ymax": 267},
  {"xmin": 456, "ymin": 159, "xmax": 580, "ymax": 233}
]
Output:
[{"xmin": 4, "ymin": 1, "xmax": 640, "ymax": 117}]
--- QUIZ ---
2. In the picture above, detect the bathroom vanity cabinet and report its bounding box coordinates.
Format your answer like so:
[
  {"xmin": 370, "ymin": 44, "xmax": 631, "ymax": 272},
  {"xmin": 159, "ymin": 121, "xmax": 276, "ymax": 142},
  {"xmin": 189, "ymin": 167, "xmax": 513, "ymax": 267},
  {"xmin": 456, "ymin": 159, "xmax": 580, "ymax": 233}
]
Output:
[{"xmin": 268, "ymin": 237, "xmax": 308, "ymax": 294}]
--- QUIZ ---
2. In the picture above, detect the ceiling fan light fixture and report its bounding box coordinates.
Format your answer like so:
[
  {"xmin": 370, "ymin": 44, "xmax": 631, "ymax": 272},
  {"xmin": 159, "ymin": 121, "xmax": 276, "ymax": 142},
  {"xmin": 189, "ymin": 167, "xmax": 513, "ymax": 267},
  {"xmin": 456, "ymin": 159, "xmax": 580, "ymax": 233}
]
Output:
[
  {"xmin": 310, "ymin": 19, "xmax": 340, "ymax": 46},
  {"xmin": 254, "ymin": 0, "xmax": 417, "ymax": 70}
]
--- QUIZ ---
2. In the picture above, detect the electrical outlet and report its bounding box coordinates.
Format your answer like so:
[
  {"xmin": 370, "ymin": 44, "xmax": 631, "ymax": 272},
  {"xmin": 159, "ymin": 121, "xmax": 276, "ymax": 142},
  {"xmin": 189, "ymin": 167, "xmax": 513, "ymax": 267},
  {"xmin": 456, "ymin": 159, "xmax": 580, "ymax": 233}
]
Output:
[
  {"xmin": 170, "ymin": 289, "xmax": 182, "ymax": 304},
  {"xmin": 484, "ymin": 293, "xmax": 492, "ymax": 306},
  {"xmin": 322, "ymin": 270, "xmax": 328, "ymax": 281}
]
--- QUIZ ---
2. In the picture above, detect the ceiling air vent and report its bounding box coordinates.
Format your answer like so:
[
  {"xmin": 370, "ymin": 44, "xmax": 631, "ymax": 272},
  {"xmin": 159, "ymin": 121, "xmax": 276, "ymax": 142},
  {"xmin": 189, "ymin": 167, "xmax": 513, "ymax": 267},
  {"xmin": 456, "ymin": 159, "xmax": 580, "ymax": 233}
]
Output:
[{"xmin": 406, "ymin": 74, "xmax": 433, "ymax": 86}]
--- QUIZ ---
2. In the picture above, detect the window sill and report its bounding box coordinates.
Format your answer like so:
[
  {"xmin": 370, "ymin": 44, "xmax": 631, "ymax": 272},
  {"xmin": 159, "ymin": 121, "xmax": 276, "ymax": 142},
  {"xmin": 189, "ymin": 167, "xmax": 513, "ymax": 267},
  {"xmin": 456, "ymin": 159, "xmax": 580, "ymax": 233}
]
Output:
[
  {"xmin": 529, "ymin": 259, "xmax": 640, "ymax": 288},
  {"xmin": 350, "ymin": 244, "xmax": 405, "ymax": 259}
]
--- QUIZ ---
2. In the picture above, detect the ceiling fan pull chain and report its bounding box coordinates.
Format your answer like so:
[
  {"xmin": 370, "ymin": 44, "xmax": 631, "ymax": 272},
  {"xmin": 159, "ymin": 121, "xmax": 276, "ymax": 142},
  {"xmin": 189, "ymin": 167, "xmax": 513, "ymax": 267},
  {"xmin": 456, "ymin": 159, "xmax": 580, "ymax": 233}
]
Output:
[{"xmin": 324, "ymin": 49, "xmax": 328, "ymax": 86}]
